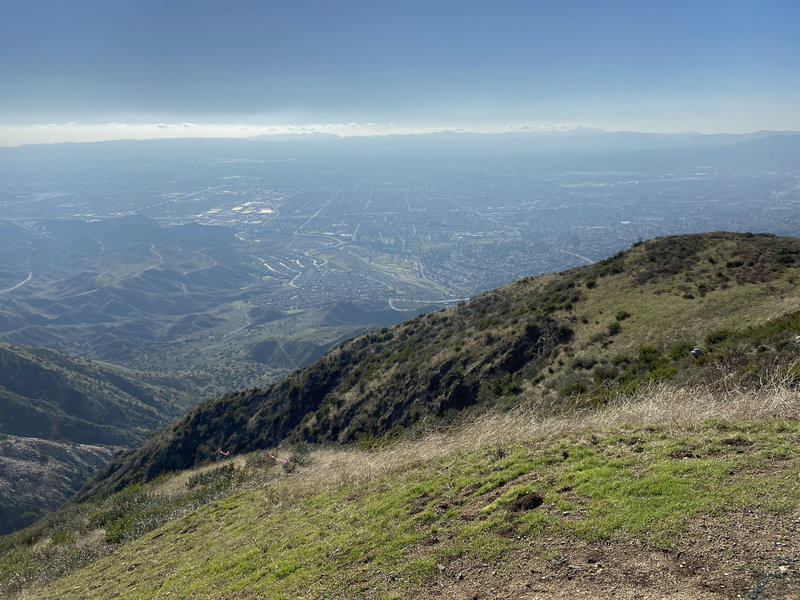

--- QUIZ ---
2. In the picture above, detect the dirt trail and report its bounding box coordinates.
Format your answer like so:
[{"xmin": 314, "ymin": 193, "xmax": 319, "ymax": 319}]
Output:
[{"xmin": 412, "ymin": 510, "xmax": 800, "ymax": 600}]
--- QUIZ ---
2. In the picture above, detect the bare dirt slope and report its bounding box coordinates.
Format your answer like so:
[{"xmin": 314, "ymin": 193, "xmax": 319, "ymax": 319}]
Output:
[{"xmin": 415, "ymin": 511, "xmax": 800, "ymax": 599}]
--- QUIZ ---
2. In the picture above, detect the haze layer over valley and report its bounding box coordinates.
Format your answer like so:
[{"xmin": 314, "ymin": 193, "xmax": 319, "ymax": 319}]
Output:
[{"xmin": 1, "ymin": 131, "xmax": 798, "ymax": 396}]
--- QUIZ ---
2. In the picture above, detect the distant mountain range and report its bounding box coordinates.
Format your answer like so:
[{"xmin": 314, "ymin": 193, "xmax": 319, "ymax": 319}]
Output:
[{"xmin": 3, "ymin": 128, "xmax": 798, "ymax": 165}]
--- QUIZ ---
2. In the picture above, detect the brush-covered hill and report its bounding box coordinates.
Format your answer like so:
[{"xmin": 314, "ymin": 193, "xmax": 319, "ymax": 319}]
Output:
[
  {"xmin": 80, "ymin": 232, "xmax": 800, "ymax": 499},
  {"xmin": 0, "ymin": 343, "xmax": 193, "ymax": 446},
  {"xmin": 0, "ymin": 435, "xmax": 115, "ymax": 535},
  {"xmin": 0, "ymin": 343, "xmax": 194, "ymax": 533}
]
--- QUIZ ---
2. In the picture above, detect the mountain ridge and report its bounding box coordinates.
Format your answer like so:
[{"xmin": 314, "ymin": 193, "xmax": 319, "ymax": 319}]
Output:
[{"xmin": 79, "ymin": 231, "xmax": 800, "ymax": 500}]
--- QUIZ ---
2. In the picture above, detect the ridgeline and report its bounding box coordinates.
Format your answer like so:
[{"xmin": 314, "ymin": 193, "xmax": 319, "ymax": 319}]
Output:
[{"xmin": 81, "ymin": 232, "xmax": 800, "ymax": 498}]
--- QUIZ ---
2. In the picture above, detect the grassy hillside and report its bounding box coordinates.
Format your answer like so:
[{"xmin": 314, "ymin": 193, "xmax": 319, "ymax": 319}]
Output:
[
  {"xmin": 3, "ymin": 378, "xmax": 800, "ymax": 599},
  {"xmin": 81, "ymin": 232, "xmax": 800, "ymax": 498},
  {"xmin": 3, "ymin": 231, "xmax": 800, "ymax": 598}
]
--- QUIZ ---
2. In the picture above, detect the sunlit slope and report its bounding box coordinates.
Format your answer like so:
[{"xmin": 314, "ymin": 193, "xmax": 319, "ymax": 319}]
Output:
[
  {"xmin": 0, "ymin": 436, "xmax": 114, "ymax": 535},
  {"xmin": 7, "ymin": 380, "xmax": 800, "ymax": 599},
  {"xmin": 81, "ymin": 232, "xmax": 800, "ymax": 499}
]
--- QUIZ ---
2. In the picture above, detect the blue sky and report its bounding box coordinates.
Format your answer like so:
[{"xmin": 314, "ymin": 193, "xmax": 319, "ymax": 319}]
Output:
[{"xmin": 1, "ymin": 0, "xmax": 798, "ymax": 144}]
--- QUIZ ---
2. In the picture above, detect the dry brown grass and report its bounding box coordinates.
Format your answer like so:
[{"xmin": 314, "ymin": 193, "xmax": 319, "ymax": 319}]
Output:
[
  {"xmin": 268, "ymin": 366, "xmax": 800, "ymax": 502},
  {"xmin": 144, "ymin": 362, "xmax": 799, "ymax": 509},
  {"xmin": 149, "ymin": 455, "xmax": 247, "ymax": 497}
]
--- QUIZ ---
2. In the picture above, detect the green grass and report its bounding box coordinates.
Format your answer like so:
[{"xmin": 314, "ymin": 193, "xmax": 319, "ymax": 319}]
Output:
[
  {"xmin": 8, "ymin": 414, "xmax": 800, "ymax": 599},
  {"xmin": 6, "ymin": 233, "xmax": 800, "ymax": 598}
]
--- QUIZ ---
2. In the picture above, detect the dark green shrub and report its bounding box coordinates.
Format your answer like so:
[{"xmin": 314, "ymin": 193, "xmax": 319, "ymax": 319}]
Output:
[
  {"xmin": 611, "ymin": 354, "xmax": 631, "ymax": 366},
  {"xmin": 592, "ymin": 364, "xmax": 620, "ymax": 382},
  {"xmin": 490, "ymin": 374, "xmax": 523, "ymax": 396},
  {"xmin": 571, "ymin": 356, "xmax": 598, "ymax": 370},
  {"xmin": 705, "ymin": 329, "xmax": 731, "ymax": 345},
  {"xmin": 668, "ymin": 341, "xmax": 695, "ymax": 361},
  {"xmin": 637, "ymin": 346, "xmax": 660, "ymax": 365}
]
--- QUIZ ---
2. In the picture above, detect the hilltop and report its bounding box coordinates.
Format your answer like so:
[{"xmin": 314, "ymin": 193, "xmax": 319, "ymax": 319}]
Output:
[
  {"xmin": 3, "ymin": 231, "xmax": 800, "ymax": 598},
  {"xmin": 82, "ymin": 232, "xmax": 800, "ymax": 497}
]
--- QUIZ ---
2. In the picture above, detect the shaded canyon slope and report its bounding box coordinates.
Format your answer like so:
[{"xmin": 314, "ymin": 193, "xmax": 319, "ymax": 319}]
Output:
[
  {"xmin": 0, "ymin": 343, "xmax": 193, "ymax": 446},
  {"xmin": 0, "ymin": 343, "xmax": 193, "ymax": 532}
]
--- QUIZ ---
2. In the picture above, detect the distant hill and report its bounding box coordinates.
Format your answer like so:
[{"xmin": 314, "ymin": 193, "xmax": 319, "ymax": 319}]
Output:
[
  {"xmin": 80, "ymin": 231, "xmax": 800, "ymax": 498},
  {"xmin": 0, "ymin": 435, "xmax": 114, "ymax": 535},
  {"xmin": 0, "ymin": 215, "xmax": 435, "ymax": 399},
  {"xmin": 0, "ymin": 343, "xmax": 192, "ymax": 446},
  {"xmin": 0, "ymin": 343, "xmax": 193, "ymax": 533}
]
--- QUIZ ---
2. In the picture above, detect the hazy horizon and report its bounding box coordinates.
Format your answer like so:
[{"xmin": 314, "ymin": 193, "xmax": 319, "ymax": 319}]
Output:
[{"xmin": 2, "ymin": 0, "xmax": 799, "ymax": 146}]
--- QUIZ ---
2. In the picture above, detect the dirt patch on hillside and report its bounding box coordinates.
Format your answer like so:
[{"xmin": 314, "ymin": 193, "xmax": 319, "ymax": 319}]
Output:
[{"xmin": 411, "ymin": 509, "xmax": 800, "ymax": 600}]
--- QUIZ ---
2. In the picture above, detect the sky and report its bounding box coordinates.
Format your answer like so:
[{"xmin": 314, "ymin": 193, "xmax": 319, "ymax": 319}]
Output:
[{"xmin": 1, "ymin": 0, "xmax": 799, "ymax": 145}]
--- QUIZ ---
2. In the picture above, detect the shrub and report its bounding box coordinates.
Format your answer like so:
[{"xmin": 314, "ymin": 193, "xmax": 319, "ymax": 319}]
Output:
[
  {"xmin": 637, "ymin": 346, "xmax": 661, "ymax": 365},
  {"xmin": 562, "ymin": 380, "xmax": 588, "ymax": 396},
  {"xmin": 706, "ymin": 329, "xmax": 731, "ymax": 346},
  {"xmin": 571, "ymin": 356, "xmax": 598, "ymax": 370},
  {"xmin": 668, "ymin": 341, "xmax": 695, "ymax": 361},
  {"xmin": 490, "ymin": 374, "xmax": 523, "ymax": 396},
  {"xmin": 592, "ymin": 364, "xmax": 620, "ymax": 382},
  {"xmin": 186, "ymin": 463, "xmax": 235, "ymax": 491}
]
